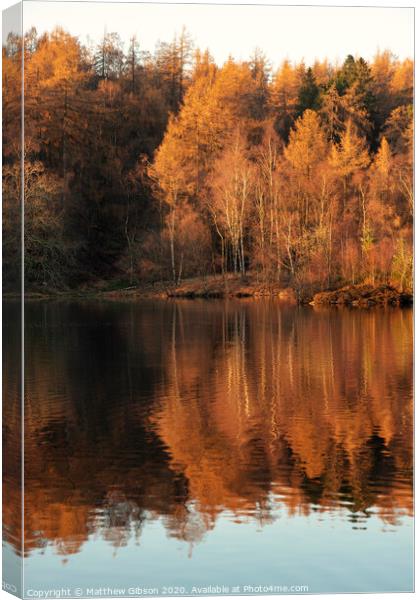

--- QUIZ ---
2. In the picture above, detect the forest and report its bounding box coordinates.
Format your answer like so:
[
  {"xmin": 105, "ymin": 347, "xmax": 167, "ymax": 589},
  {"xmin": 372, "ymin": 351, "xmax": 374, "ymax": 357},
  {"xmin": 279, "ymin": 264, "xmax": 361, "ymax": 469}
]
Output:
[{"xmin": 2, "ymin": 27, "xmax": 413, "ymax": 297}]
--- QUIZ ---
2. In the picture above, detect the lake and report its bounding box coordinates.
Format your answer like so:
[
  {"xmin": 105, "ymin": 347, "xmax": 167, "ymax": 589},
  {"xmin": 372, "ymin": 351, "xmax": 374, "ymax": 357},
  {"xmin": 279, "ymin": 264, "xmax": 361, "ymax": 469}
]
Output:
[{"xmin": 3, "ymin": 299, "xmax": 414, "ymax": 595}]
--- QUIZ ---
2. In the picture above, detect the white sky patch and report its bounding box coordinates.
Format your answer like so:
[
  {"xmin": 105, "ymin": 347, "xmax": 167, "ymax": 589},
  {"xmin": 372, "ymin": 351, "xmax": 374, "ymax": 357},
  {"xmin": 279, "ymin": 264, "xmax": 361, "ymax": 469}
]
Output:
[{"xmin": 22, "ymin": 1, "xmax": 414, "ymax": 68}]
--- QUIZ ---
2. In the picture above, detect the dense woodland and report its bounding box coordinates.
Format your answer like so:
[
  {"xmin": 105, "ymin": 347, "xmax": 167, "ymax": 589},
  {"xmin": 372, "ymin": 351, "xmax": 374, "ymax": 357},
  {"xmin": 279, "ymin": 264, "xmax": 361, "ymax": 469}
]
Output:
[{"xmin": 2, "ymin": 28, "xmax": 413, "ymax": 295}]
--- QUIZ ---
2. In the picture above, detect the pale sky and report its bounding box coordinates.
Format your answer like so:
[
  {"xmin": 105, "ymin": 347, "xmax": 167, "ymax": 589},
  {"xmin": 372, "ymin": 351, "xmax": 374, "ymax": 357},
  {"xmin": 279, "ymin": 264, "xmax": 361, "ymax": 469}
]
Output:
[{"xmin": 22, "ymin": 1, "xmax": 414, "ymax": 68}]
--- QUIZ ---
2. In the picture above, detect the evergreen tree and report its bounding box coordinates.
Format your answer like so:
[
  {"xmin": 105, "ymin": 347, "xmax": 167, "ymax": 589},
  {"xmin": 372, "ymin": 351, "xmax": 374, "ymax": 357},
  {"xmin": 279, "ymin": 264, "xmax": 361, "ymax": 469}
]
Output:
[{"xmin": 296, "ymin": 67, "xmax": 320, "ymax": 115}]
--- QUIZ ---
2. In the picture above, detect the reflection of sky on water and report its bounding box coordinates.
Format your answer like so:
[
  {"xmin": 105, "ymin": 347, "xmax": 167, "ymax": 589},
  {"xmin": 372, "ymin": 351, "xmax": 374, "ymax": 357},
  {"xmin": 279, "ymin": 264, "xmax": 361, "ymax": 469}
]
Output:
[{"xmin": 23, "ymin": 509, "xmax": 413, "ymax": 595}]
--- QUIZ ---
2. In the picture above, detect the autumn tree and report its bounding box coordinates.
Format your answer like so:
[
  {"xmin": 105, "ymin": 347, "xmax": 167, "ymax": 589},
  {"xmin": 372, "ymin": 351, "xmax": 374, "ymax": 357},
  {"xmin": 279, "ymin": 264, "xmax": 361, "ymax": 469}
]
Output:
[
  {"xmin": 249, "ymin": 122, "xmax": 283, "ymax": 281},
  {"xmin": 94, "ymin": 32, "xmax": 124, "ymax": 80},
  {"xmin": 330, "ymin": 120, "xmax": 370, "ymax": 206},
  {"xmin": 270, "ymin": 59, "xmax": 300, "ymax": 140},
  {"xmin": 248, "ymin": 48, "xmax": 271, "ymax": 120},
  {"xmin": 155, "ymin": 27, "xmax": 194, "ymax": 111},
  {"xmin": 10, "ymin": 27, "xmax": 412, "ymax": 294},
  {"xmin": 207, "ymin": 132, "xmax": 253, "ymax": 275},
  {"xmin": 283, "ymin": 110, "xmax": 336, "ymax": 290}
]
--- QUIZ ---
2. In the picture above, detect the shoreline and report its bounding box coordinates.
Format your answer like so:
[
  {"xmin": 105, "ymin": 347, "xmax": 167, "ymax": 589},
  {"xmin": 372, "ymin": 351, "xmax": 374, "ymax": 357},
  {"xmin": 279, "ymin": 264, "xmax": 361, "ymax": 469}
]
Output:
[{"xmin": 3, "ymin": 278, "xmax": 413, "ymax": 307}]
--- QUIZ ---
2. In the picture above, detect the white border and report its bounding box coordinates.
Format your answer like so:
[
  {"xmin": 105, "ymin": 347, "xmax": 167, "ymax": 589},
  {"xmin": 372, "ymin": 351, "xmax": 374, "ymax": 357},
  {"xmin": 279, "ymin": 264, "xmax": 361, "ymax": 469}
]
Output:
[{"xmin": 0, "ymin": 2, "xmax": 415, "ymax": 600}]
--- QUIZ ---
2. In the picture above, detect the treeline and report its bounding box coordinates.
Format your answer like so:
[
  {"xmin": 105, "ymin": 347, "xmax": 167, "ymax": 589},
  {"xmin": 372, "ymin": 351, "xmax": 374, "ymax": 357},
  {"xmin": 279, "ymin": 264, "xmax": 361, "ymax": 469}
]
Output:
[{"xmin": 2, "ymin": 28, "xmax": 413, "ymax": 294}]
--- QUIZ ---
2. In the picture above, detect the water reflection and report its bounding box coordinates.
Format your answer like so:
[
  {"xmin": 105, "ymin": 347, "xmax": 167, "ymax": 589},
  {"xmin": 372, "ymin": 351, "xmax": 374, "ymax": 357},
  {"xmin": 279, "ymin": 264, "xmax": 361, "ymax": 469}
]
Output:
[{"xmin": 3, "ymin": 300, "xmax": 413, "ymax": 558}]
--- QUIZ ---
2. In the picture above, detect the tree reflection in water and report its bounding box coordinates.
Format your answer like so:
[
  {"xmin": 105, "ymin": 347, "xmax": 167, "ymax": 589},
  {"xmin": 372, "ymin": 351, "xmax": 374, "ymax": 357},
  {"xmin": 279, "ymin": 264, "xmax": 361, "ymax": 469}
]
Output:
[{"xmin": 3, "ymin": 300, "xmax": 413, "ymax": 557}]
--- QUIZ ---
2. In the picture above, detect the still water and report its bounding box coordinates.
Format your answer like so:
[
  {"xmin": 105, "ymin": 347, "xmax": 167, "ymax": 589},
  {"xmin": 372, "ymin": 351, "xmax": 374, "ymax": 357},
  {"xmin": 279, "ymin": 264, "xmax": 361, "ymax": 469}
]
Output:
[{"xmin": 3, "ymin": 300, "xmax": 414, "ymax": 594}]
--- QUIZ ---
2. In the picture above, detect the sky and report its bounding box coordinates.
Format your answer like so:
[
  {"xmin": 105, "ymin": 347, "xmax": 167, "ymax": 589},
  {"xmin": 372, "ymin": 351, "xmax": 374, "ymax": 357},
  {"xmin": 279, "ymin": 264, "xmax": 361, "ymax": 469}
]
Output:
[{"xmin": 21, "ymin": 1, "xmax": 414, "ymax": 68}]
